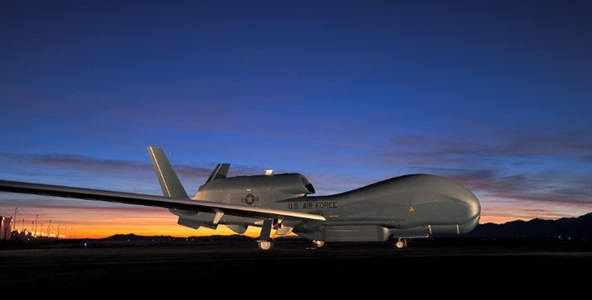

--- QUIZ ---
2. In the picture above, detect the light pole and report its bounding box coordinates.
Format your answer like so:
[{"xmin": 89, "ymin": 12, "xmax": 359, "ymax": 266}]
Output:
[
  {"xmin": 13, "ymin": 208, "xmax": 18, "ymax": 232},
  {"xmin": 34, "ymin": 214, "xmax": 38, "ymax": 237}
]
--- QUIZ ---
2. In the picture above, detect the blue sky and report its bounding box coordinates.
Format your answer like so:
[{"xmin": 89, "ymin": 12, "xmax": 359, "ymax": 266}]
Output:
[{"xmin": 1, "ymin": 0, "xmax": 591, "ymax": 237}]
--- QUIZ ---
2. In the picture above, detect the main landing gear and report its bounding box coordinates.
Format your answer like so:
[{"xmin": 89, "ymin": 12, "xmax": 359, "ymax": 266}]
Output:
[{"xmin": 257, "ymin": 218, "xmax": 274, "ymax": 251}]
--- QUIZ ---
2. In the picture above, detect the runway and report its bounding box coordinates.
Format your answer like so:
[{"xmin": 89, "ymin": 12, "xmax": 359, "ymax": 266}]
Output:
[{"xmin": 1, "ymin": 238, "xmax": 590, "ymax": 297}]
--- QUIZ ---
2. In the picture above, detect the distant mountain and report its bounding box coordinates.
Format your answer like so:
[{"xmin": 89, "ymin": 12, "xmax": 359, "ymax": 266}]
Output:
[
  {"xmin": 102, "ymin": 233, "xmax": 255, "ymax": 242},
  {"xmin": 103, "ymin": 233, "xmax": 178, "ymax": 241},
  {"xmin": 467, "ymin": 212, "xmax": 592, "ymax": 238}
]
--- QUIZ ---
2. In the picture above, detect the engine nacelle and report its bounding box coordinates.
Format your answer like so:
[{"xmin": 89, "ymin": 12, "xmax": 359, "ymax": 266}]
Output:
[{"xmin": 195, "ymin": 173, "xmax": 315, "ymax": 206}]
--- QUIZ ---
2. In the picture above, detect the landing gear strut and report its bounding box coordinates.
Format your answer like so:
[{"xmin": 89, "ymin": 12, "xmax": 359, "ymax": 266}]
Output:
[{"xmin": 257, "ymin": 218, "xmax": 274, "ymax": 251}]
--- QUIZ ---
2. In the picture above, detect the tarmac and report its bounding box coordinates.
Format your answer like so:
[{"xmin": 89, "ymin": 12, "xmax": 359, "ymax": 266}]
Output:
[{"xmin": 1, "ymin": 237, "xmax": 590, "ymax": 297}]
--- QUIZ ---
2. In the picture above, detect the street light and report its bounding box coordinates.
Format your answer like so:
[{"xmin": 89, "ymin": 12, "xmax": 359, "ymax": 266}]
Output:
[{"xmin": 13, "ymin": 208, "xmax": 18, "ymax": 232}]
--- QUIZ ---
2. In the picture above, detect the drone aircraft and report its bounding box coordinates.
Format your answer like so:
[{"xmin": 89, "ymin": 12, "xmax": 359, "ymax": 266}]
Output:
[{"xmin": 0, "ymin": 146, "xmax": 481, "ymax": 250}]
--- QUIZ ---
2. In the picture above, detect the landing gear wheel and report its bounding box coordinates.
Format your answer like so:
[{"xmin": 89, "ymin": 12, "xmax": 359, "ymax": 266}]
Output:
[
  {"xmin": 258, "ymin": 240, "xmax": 273, "ymax": 251},
  {"xmin": 395, "ymin": 238, "xmax": 407, "ymax": 249},
  {"xmin": 312, "ymin": 240, "xmax": 325, "ymax": 248}
]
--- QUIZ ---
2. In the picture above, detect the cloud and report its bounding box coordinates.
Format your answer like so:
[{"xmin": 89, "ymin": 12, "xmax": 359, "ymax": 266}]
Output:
[{"xmin": 373, "ymin": 133, "xmax": 592, "ymax": 208}]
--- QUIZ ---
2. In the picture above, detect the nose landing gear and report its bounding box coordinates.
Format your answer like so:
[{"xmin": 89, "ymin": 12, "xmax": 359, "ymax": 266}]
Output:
[{"xmin": 395, "ymin": 237, "xmax": 407, "ymax": 249}]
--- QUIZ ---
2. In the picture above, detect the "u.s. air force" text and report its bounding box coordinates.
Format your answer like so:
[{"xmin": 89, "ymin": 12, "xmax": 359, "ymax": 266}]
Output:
[{"xmin": 288, "ymin": 202, "xmax": 337, "ymax": 209}]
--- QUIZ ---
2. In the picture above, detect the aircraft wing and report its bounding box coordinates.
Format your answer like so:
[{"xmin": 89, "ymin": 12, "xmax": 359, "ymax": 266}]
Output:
[{"xmin": 0, "ymin": 179, "xmax": 326, "ymax": 222}]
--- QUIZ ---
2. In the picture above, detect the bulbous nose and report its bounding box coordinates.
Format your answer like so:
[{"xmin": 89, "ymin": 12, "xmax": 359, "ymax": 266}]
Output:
[{"xmin": 458, "ymin": 187, "xmax": 481, "ymax": 233}]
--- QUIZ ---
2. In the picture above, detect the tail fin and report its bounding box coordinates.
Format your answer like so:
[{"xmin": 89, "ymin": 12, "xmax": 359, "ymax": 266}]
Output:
[
  {"xmin": 205, "ymin": 163, "xmax": 230, "ymax": 183},
  {"xmin": 147, "ymin": 146, "xmax": 189, "ymax": 198}
]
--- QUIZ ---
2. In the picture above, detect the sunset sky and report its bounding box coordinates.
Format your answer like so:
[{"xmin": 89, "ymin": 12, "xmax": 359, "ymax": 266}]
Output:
[{"xmin": 1, "ymin": 0, "xmax": 591, "ymax": 239}]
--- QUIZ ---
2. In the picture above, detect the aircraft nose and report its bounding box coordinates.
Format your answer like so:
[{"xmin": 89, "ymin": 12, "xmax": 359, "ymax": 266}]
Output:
[{"xmin": 458, "ymin": 188, "xmax": 481, "ymax": 233}]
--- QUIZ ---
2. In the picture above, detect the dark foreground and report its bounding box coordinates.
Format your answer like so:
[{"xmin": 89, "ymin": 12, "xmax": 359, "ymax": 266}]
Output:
[{"xmin": 1, "ymin": 237, "xmax": 590, "ymax": 297}]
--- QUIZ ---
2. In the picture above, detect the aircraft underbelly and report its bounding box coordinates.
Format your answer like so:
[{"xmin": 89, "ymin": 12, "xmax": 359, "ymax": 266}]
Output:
[{"xmin": 323, "ymin": 225, "xmax": 390, "ymax": 242}]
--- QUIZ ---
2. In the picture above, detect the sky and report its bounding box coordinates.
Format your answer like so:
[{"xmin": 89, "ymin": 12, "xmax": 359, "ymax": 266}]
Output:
[{"xmin": 1, "ymin": 0, "xmax": 591, "ymax": 239}]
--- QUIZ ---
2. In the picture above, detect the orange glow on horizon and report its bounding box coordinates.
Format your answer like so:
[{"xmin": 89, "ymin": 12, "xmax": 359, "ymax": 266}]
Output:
[
  {"xmin": 5, "ymin": 205, "xmax": 273, "ymax": 239},
  {"xmin": 22, "ymin": 218, "xmax": 265, "ymax": 239}
]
